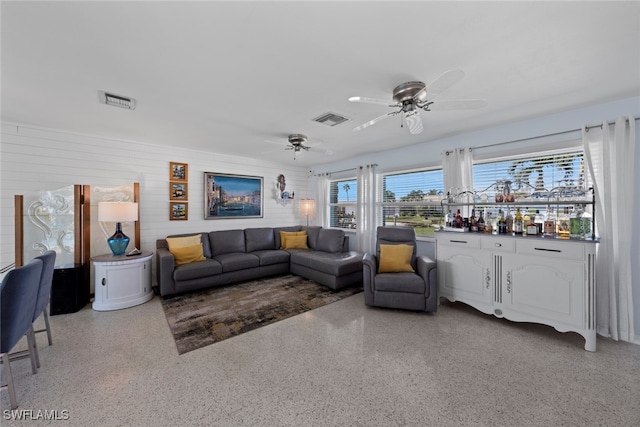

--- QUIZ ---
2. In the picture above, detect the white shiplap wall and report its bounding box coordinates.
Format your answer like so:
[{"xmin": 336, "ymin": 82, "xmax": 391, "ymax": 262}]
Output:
[{"xmin": 0, "ymin": 123, "xmax": 312, "ymax": 279}]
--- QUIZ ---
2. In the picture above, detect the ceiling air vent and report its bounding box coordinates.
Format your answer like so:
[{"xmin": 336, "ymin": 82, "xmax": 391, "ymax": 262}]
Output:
[
  {"xmin": 100, "ymin": 91, "xmax": 136, "ymax": 110},
  {"xmin": 313, "ymin": 112, "xmax": 349, "ymax": 127}
]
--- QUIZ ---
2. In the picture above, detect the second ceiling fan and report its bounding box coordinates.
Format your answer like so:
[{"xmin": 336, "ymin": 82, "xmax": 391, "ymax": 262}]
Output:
[{"xmin": 349, "ymin": 69, "xmax": 487, "ymax": 135}]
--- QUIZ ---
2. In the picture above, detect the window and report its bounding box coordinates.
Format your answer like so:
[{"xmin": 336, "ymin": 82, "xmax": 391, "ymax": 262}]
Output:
[
  {"xmin": 471, "ymin": 149, "xmax": 589, "ymax": 224},
  {"xmin": 381, "ymin": 168, "xmax": 444, "ymax": 236},
  {"xmin": 473, "ymin": 149, "xmax": 587, "ymax": 199},
  {"xmin": 329, "ymin": 178, "xmax": 357, "ymax": 229}
]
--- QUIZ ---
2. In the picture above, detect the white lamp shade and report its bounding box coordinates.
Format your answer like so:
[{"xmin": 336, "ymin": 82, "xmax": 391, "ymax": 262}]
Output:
[
  {"xmin": 98, "ymin": 202, "xmax": 138, "ymax": 222},
  {"xmin": 300, "ymin": 198, "xmax": 316, "ymax": 216}
]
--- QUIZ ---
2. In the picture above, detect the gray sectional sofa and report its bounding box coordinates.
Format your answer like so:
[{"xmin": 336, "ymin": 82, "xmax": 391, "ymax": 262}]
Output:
[{"xmin": 156, "ymin": 226, "xmax": 363, "ymax": 296}]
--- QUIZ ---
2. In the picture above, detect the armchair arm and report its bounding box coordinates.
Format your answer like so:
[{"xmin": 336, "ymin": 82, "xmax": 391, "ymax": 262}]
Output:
[
  {"xmin": 416, "ymin": 255, "xmax": 438, "ymax": 312},
  {"xmin": 156, "ymin": 247, "xmax": 177, "ymax": 296},
  {"xmin": 362, "ymin": 252, "xmax": 377, "ymax": 306}
]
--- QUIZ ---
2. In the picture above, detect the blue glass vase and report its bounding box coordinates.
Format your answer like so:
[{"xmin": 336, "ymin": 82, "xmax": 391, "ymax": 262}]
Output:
[{"xmin": 107, "ymin": 222, "xmax": 130, "ymax": 256}]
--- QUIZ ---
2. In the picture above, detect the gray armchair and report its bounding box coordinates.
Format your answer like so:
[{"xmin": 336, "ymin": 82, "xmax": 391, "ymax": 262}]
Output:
[{"xmin": 363, "ymin": 226, "xmax": 437, "ymax": 312}]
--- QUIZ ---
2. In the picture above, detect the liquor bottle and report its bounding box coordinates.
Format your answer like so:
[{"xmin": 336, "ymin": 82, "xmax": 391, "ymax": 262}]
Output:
[
  {"xmin": 558, "ymin": 207, "xmax": 570, "ymax": 239},
  {"xmin": 534, "ymin": 209, "xmax": 544, "ymax": 235},
  {"xmin": 455, "ymin": 209, "xmax": 463, "ymax": 228},
  {"xmin": 498, "ymin": 209, "xmax": 507, "ymax": 235},
  {"xmin": 525, "ymin": 214, "xmax": 538, "ymax": 236},
  {"xmin": 570, "ymin": 206, "xmax": 582, "ymax": 239},
  {"xmin": 477, "ymin": 210, "xmax": 485, "ymax": 233},
  {"xmin": 470, "ymin": 208, "xmax": 478, "ymax": 232},
  {"xmin": 514, "ymin": 207, "xmax": 523, "ymax": 236},
  {"xmin": 543, "ymin": 204, "xmax": 556, "ymax": 237},
  {"xmin": 581, "ymin": 208, "xmax": 592, "ymax": 240},
  {"xmin": 522, "ymin": 211, "xmax": 531, "ymax": 236},
  {"xmin": 506, "ymin": 209, "xmax": 514, "ymax": 235},
  {"xmin": 485, "ymin": 211, "xmax": 494, "ymax": 234}
]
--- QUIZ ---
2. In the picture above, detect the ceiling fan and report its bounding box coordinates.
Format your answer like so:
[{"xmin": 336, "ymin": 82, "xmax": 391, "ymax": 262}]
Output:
[
  {"xmin": 349, "ymin": 70, "xmax": 488, "ymax": 135},
  {"xmin": 264, "ymin": 134, "xmax": 331, "ymax": 160}
]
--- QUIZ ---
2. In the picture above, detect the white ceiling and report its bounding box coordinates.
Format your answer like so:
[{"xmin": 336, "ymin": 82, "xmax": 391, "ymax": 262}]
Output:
[{"xmin": 2, "ymin": 1, "xmax": 639, "ymax": 167}]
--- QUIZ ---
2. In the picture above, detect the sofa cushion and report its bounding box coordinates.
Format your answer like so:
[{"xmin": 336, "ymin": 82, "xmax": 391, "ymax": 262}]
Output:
[
  {"xmin": 274, "ymin": 226, "xmax": 301, "ymax": 249},
  {"xmin": 209, "ymin": 229, "xmax": 246, "ymax": 256},
  {"xmin": 282, "ymin": 234, "xmax": 308, "ymax": 249},
  {"xmin": 245, "ymin": 228, "xmax": 276, "ymax": 252},
  {"xmin": 302, "ymin": 226, "xmax": 322, "ymax": 249},
  {"xmin": 252, "ymin": 250, "xmax": 290, "ymax": 266},
  {"xmin": 213, "ymin": 252, "xmax": 259, "ymax": 273},
  {"xmin": 166, "ymin": 234, "xmax": 201, "ymax": 250},
  {"xmin": 375, "ymin": 272, "xmax": 425, "ymax": 294},
  {"xmin": 162, "ymin": 233, "xmax": 211, "ymax": 258},
  {"xmin": 174, "ymin": 259, "xmax": 222, "ymax": 281},
  {"xmin": 170, "ymin": 244, "xmax": 206, "ymax": 266},
  {"xmin": 278, "ymin": 230, "xmax": 306, "ymax": 249},
  {"xmin": 290, "ymin": 251, "xmax": 362, "ymax": 277},
  {"xmin": 316, "ymin": 229, "xmax": 345, "ymax": 253},
  {"xmin": 378, "ymin": 244, "xmax": 415, "ymax": 273}
]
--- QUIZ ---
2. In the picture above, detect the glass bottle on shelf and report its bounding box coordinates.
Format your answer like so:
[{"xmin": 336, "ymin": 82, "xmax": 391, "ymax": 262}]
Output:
[
  {"xmin": 534, "ymin": 209, "xmax": 544, "ymax": 235},
  {"xmin": 514, "ymin": 207, "xmax": 523, "ymax": 236},
  {"xmin": 470, "ymin": 208, "xmax": 478, "ymax": 232},
  {"xmin": 498, "ymin": 209, "xmax": 507, "ymax": 235},
  {"xmin": 543, "ymin": 204, "xmax": 556, "ymax": 237},
  {"xmin": 506, "ymin": 209, "xmax": 514, "ymax": 234},
  {"xmin": 570, "ymin": 206, "xmax": 582, "ymax": 239},
  {"xmin": 485, "ymin": 211, "xmax": 494, "ymax": 234},
  {"xmin": 558, "ymin": 207, "xmax": 570, "ymax": 239},
  {"xmin": 581, "ymin": 208, "xmax": 592, "ymax": 240},
  {"xmin": 526, "ymin": 212, "xmax": 538, "ymax": 236},
  {"xmin": 455, "ymin": 209, "xmax": 463, "ymax": 228},
  {"xmin": 477, "ymin": 210, "xmax": 485, "ymax": 233}
]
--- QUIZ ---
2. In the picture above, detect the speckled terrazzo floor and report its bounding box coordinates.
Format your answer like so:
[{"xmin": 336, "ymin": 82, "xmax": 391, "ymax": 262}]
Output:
[{"xmin": 2, "ymin": 294, "xmax": 639, "ymax": 426}]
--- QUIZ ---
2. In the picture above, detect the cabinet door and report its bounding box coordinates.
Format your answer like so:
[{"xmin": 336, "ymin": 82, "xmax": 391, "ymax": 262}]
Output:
[
  {"xmin": 500, "ymin": 253, "xmax": 584, "ymax": 328},
  {"xmin": 97, "ymin": 262, "xmax": 145, "ymax": 306},
  {"xmin": 437, "ymin": 237, "xmax": 493, "ymax": 310}
]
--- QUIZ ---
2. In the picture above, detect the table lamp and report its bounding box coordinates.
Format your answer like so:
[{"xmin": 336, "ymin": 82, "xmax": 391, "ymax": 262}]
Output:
[
  {"xmin": 98, "ymin": 202, "xmax": 138, "ymax": 256},
  {"xmin": 300, "ymin": 198, "xmax": 315, "ymax": 226}
]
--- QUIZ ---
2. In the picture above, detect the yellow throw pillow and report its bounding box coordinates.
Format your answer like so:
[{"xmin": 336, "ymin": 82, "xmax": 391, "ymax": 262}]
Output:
[
  {"xmin": 170, "ymin": 244, "xmax": 206, "ymax": 266},
  {"xmin": 166, "ymin": 234, "xmax": 201, "ymax": 250},
  {"xmin": 378, "ymin": 244, "xmax": 415, "ymax": 273},
  {"xmin": 282, "ymin": 234, "xmax": 308, "ymax": 249},
  {"xmin": 279, "ymin": 230, "xmax": 307, "ymax": 249}
]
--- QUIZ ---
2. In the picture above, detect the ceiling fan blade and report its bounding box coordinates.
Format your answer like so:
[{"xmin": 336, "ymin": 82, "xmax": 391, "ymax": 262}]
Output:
[
  {"xmin": 430, "ymin": 99, "xmax": 488, "ymax": 111},
  {"xmin": 353, "ymin": 111, "xmax": 400, "ymax": 131},
  {"xmin": 428, "ymin": 69, "xmax": 465, "ymax": 94},
  {"xmin": 404, "ymin": 112, "xmax": 424, "ymax": 135},
  {"xmin": 349, "ymin": 96, "xmax": 399, "ymax": 107}
]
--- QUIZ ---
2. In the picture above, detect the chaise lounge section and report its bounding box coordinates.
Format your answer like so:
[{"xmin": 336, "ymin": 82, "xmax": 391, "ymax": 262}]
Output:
[{"xmin": 156, "ymin": 226, "xmax": 362, "ymax": 296}]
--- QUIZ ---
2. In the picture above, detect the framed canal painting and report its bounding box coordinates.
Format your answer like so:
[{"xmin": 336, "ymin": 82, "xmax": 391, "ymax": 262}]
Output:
[{"xmin": 204, "ymin": 172, "xmax": 263, "ymax": 219}]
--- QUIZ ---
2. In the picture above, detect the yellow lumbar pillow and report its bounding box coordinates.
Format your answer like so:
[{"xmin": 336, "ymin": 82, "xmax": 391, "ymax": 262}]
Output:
[
  {"xmin": 280, "ymin": 230, "xmax": 307, "ymax": 249},
  {"xmin": 170, "ymin": 244, "xmax": 206, "ymax": 266},
  {"xmin": 378, "ymin": 244, "xmax": 415, "ymax": 273},
  {"xmin": 166, "ymin": 234, "xmax": 201, "ymax": 250},
  {"xmin": 166, "ymin": 235, "xmax": 205, "ymax": 266},
  {"xmin": 282, "ymin": 234, "xmax": 308, "ymax": 249}
]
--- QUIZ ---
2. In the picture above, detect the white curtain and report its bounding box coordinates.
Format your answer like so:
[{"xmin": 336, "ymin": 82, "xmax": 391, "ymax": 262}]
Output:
[
  {"xmin": 443, "ymin": 147, "xmax": 474, "ymax": 216},
  {"xmin": 443, "ymin": 147, "xmax": 473, "ymax": 194},
  {"xmin": 356, "ymin": 164, "xmax": 377, "ymax": 253},
  {"xmin": 312, "ymin": 173, "xmax": 330, "ymax": 227},
  {"xmin": 582, "ymin": 116, "xmax": 636, "ymax": 342}
]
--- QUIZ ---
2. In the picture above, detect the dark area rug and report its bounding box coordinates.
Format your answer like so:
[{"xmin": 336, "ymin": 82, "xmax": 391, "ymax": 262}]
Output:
[{"xmin": 161, "ymin": 275, "xmax": 363, "ymax": 354}]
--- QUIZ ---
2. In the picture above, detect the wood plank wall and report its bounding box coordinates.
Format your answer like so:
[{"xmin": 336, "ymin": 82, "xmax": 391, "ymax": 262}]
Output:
[{"xmin": 1, "ymin": 124, "xmax": 312, "ymax": 283}]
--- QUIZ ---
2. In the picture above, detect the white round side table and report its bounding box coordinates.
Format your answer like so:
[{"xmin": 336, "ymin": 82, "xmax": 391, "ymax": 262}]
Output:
[{"xmin": 91, "ymin": 251, "xmax": 154, "ymax": 311}]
